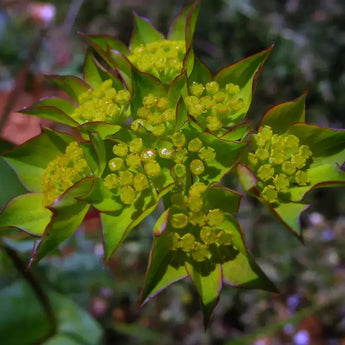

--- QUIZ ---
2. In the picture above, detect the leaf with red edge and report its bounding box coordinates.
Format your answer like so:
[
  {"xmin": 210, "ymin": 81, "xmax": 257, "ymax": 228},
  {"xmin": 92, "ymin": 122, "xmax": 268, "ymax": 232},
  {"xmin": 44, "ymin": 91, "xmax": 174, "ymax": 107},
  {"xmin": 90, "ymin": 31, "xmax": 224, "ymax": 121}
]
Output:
[
  {"xmin": 168, "ymin": 0, "xmax": 200, "ymax": 47},
  {"xmin": 185, "ymin": 260, "xmax": 222, "ymax": 326},
  {"xmin": 2, "ymin": 129, "xmax": 75, "ymax": 192},
  {"xmin": 79, "ymin": 33, "xmax": 129, "ymax": 55},
  {"xmin": 221, "ymin": 214, "xmax": 277, "ymax": 291},
  {"xmin": 261, "ymin": 92, "xmax": 307, "ymax": 134},
  {"xmin": 140, "ymin": 211, "xmax": 187, "ymax": 305},
  {"xmin": 129, "ymin": 14, "xmax": 164, "ymax": 51},
  {"xmin": 237, "ymin": 163, "xmax": 259, "ymax": 195},
  {"xmin": 30, "ymin": 178, "xmax": 94, "ymax": 266},
  {"xmin": 0, "ymin": 193, "xmax": 51, "ymax": 237},
  {"xmin": 20, "ymin": 98, "xmax": 78, "ymax": 127},
  {"xmin": 46, "ymin": 75, "xmax": 89, "ymax": 103},
  {"xmin": 188, "ymin": 56, "xmax": 212, "ymax": 86},
  {"xmin": 214, "ymin": 46, "xmax": 273, "ymax": 126}
]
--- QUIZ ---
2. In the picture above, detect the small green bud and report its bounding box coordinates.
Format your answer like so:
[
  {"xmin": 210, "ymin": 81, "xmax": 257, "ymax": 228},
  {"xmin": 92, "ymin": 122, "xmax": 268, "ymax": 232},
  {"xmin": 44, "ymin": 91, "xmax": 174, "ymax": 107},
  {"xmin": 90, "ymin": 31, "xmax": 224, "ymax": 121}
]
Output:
[
  {"xmin": 162, "ymin": 108, "xmax": 175, "ymax": 121},
  {"xmin": 171, "ymin": 213, "xmax": 189, "ymax": 229},
  {"xmin": 112, "ymin": 143, "xmax": 128, "ymax": 157},
  {"xmin": 270, "ymin": 149, "xmax": 285, "ymax": 165},
  {"xmin": 137, "ymin": 107, "xmax": 151, "ymax": 119},
  {"xmin": 126, "ymin": 153, "xmax": 141, "ymax": 169},
  {"xmin": 115, "ymin": 89, "xmax": 130, "ymax": 104},
  {"xmin": 144, "ymin": 161, "xmax": 161, "ymax": 177},
  {"xmin": 172, "ymin": 131, "xmax": 186, "ymax": 148},
  {"xmin": 206, "ymin": 209, "xmax": 224, "ymax": 227},
  {"xmin": 188, "ymin": 138, "xmax": 203, "ymax": 152},
  {"xmin": 108, "ymin": 157, "xmax": 123, "ymax": 171},
  {"xmin": 158, "ymin": 146, "xmax": 174, "ymax": 159},
  {"xmin": 174, "ymin": 148, "xmax": 188, "ymax": 163},
  {"xmin": 152, "ymin": 123, "xmax": 166, "ymax": 136},
  {"xmin": 282, "ymin": 161, "xmax": 296, "ymax": 176},
  {"xmin": 190, "ymin": 82, "xmax": 205, "ymax": 97},
  {"xmin": 273, "ymin": 173, "xmax": 289, "ymax": 192},
  {"xmin": 173, "ymin": 163, "xmax": 187, "ymax": 179},
  {"xmin": 119, "ymin": 171, "xmax": 133, "ymax": 185},
  {"xmin": 217, "ymin": 231, "xmax": 233, "ymax": 245},
  {"xmin": 295, "ymin": 170, "xmax": 309, "ymax": 186},
  {"xmin": 189, "ymin": 182, "xmax": 207, "ymax": 197},
  {"xmin": 120, "ymin": 186, "xmax": 136, "ymax": 205},
  {"xmin": 188, "ymin": 196, "xmax": 203, "ymax": 212},
  {"xmin": 104, "ymin": 173, "xmax": 119, "ymax": 190},
  {"xmin": 129, "ymin": 138, "xmax": 143, "ymax": 153},
  {"xmin": 141, "ymin": 148, "xmax": 156, "ymax": 161},
  {"xmin": 133, "ymin": 173, "xmax": 149, "ymax": 191},
  {"xmin": 206, "ymin": 115, "xmax": 222, "ymax": 131},
  {"xmin": 179, "ymin": 233, "xmax": 196, "ymax": 252},
  {"xmin": 143, "ymin": 94, "xmax": 157, "ymax": 107},
  {"xmin": 225, "ymin": 83, "xmax": 240, "ymax": 95},
  {"xmin": 256, "ymin": 148, "xmax": 269, "ymax": 161},
  {"xmin": 190, "ymin": 159, "xmax": 205, "ymax": 175},
  {"xmin": 200, "ymin": 226, "xmax": 217, "ymax": 245},
  {"xmin": 205, "ymin": 81, "xmax": 219, "ymax": 94},
  {"xmin": 257, "ymin": 164, "xmax": 275, "ymax": 182},
  {"xmin": 262, "ymin": 185, "xmax": 278, "ymax": 204},
  {"xmin": 198, "ymin": 146, "xmax": 216, "ymax": 162},
  {"xmin": 156, "ymin": 97, "xmax": 169, "ymax": 110},
  {"xmin": 191, "ymin": 243, "xmax": 209, "ymax": 262}
]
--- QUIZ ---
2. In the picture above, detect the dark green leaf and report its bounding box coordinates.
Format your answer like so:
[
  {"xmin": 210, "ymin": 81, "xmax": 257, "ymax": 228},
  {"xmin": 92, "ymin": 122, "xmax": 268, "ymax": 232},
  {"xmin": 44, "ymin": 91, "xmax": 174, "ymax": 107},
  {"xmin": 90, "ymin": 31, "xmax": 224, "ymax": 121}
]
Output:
[
  {"xmin": 188, "ymin": 56, "xmax": 212, "ymax": 85},
  {"xmin": 78, "ymin": 122, "xmax": 121, "ymax": 140},
  {"xmin": 205, "ymin": 185, "xmax": 242, "ymax": 213},
  {"xmin": 214, "ymin": 47, "xmax": 273, "ymax": 125},
  {"xmin": 129, "ymin": 14, "xmax": 164, "ymax": 51},
  {"xmin": 261, "ymin": 92, "xmax": 307, "ymax": 134}
]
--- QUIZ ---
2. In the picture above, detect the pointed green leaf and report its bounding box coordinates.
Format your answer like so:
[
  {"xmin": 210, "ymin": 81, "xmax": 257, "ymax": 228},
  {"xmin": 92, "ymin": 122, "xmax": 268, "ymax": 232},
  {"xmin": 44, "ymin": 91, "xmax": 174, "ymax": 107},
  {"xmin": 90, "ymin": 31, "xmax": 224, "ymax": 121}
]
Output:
[
  {"xmin": 261, "ymin": 92, "xmax": 307, "ymax": 134},
  {"xmin": 168, "ymin": 72, "xmax": 188, "ymax": 108},
  {"xmin": 0, "ymin": 193, "xmax": 51, "ymax": 236},
  {"xmin": 141, "ymin": 223, "xmax": 187, "ymax": 305},
  {"xmin": 20, "ymin": 99, "xmax": 78, "ymax": 127},
  {"xmin": 3, "ymin": 129, "xmax": 75, "ymax": 192},
  {"xmin": 205, "ymin": 186, "xmax": 242, "ymax": 213},
  {"xmin": 237, "ymin": 163, "xmax": 259, "ymax": 195},
  {"xmin": 214, "ymin": 47, "xmax": 272, "ymax": 125},
  {"xmin": 30, "ymin": 178, "xmax": 94, "ymax": 265},
  {"xmin": 107, "ymin": 50, "xmax": 133, "ymax": 90},
  {"xmin": 263, "ymin": 200, "xmax": 309, "ymax": 238},
  {"xmin": 221, "ymin": 122, "xmax": 250, "ymax": 141},
  {"xmin": 101, "ymin": 190, "xmax": 159, "ymax": 261},
  {"xmin": 79, "ymin": 33, "xmax": 129, "ymax": 55},
  {"xmin": 78, "ymin": 122, "xmax": 121, "ymax": 140},
  {"xmin": 46, "ymin": 75, "xmax": 89, "ymax": 103},
  {"xmin": 168, "ymin": 0, "xmax": 200, "ymax": 47},
  {"xmin": 130, "ymin": 14, "xmax": 164, "ymax": 51},
  {"xmin": 221, "ymin": 214, "xmax": 277, "ymax": 291},
  {"xmin": 188, "ymin": 56, "xmax": 212, "ymax": 85},
  {"xmin": 185, "ymin": 260, "xmax": 222, "ymax": 324}
]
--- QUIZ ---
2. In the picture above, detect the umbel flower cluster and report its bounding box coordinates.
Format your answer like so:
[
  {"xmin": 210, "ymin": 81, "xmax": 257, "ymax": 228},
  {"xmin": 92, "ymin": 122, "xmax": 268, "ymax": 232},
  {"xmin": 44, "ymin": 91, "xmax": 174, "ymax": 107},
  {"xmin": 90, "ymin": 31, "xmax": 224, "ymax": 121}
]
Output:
[{"xmin": 0, "ymin": 0, "xmax": 344, "ymax": 322}]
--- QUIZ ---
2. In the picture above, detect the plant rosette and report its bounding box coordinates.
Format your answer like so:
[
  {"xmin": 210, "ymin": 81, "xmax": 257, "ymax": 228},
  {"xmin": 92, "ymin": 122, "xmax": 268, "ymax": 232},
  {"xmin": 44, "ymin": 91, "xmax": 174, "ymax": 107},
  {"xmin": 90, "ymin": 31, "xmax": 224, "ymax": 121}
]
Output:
[
  {"xmin": 237, "ymin": 93, "xmax": 345, "ymax": 238},
  {"xmin": 141, "ymin": 185, "xmax": 277, "ymax": 325},
  {"xmin": 20, "ymin": 53, "xmax": 130, "ymax": 139},
  {"xmin": 81, "ymin": 1, "xmax": 200, "ymax": 88}
]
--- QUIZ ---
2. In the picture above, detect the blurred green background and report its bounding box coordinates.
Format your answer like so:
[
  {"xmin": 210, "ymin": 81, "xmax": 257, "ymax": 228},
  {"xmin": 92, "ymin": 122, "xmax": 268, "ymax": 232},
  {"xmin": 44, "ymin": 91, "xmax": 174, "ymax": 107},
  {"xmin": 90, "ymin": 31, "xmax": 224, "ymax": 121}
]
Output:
[{"xmin": 0, "ymin": 1, "xmax": 344, "ymax": 344}]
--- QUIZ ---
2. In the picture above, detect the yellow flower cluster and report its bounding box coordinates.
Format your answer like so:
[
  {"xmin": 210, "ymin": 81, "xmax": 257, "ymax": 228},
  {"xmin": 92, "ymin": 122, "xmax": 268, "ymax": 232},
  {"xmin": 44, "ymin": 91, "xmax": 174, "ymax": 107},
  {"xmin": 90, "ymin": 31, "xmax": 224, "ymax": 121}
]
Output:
[
  {"xmin": 41, "ymin": 142, "xmax": 91, "ymax": 206},
  {"xmin": 168, "ymin": 183, "xmax": 233, "ymax": 262},
  {"xmin": 128, "ymin": 40, "xmax": 186, "ymax": 84},
  {"xmin": 71, "ymin": 80, "xmax": 130, "ymax": 124},
  {"xmin": 103, "ymin": 138, "xmax": 155, "ymax": 205},
  {"xmin": 131, "ymin": 94, "xmax": 175, "ymax": 137},
  {"xmin": 185, "ymin": 81, "xmax": 244, "ymax": 132},
  {"xmin": 248, "ymin": 125, "xmax": 312, "ymax": 204}
]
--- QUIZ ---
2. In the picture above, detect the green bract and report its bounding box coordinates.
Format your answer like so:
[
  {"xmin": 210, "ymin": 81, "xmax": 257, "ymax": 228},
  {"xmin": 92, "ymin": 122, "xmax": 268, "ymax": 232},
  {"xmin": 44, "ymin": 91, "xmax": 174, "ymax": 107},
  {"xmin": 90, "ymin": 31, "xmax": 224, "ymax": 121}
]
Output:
[{"xmin": 0, "ymin": 0, "xmax": 344, "ymax": 324}]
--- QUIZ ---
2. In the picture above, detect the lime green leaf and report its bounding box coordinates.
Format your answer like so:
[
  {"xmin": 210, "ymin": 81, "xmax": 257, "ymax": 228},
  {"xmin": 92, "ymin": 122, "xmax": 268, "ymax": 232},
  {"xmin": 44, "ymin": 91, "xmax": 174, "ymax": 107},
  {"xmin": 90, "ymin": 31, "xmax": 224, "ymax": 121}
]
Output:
[
  {"xmin": 221, "ymin": 214, "xmax": 277, "ymax": 291},
  {"xmin": 130, "ymin": 14, "xmax": 164, "ymax": 51},
  {"xmin": 31, "ymin": 178, "xmax": 94, "ymax": 265},
  {"xmin": 168, "ymin": 0, "xmax": 200, "ymax": 47},
  {"xmin": 237, "ymin": 163, "xmax": 259, "ymax": 195},
  {"xmin": 261, "ymin": 92, "xmax": 307, "ymax": 134},
  {"xmin": 0, "ymin": 193, "xmax": 51, "ymax": 236},
  {"xmin": 263, "ymin": 200, "xmax": 309, "ymax": 238},
  {"xmin": 20, "ymin": 99, "xmax": 78, "ymax": 127},
  {"xmin": 78, "ymin": 122, "xmax": 121, "ymax": 140},
  {"xmin": 0, "ymin": 157, "xmax": 27, "ymax": 211},
  {"xmin": 83, "ymin": 50, "xmax": 104, "ymax": 88},
  {"xmin": 141, "ymin": 224, "xmax": 187, "ymax": 305},
  {"xmin": 46, "ymin": 75, "xmax": 89, "ymax": 103},
  {"xmin": 101, "ymin": 189, "xmax": 159, "ymax": 261},
  {"xmin": 153, "ymin": 208, "xmax": 170, "ymax": 236},
  {"xmin": 188, "ymin": 56, "xmax": 212, "ymax": 85},
  {"xmin": 175, "ymin": 98, "xmax": 188, "ymax": 130},
  {"xmin": 214, "ymin": 47, "xmax": 272, "ymax": 125},
  {"xmin": 3, "ymin": 129, "xmax": 75, "ymax": 192},
  {"xmin": 185, "ymin": 260, "xmax": 222, "ymax": 325},
  {"xmin": 168, "ymin": 72, "xmax": 188, "ymax": 108},
  {"xmin": 79, "ymin": 33, "xmax": 129, "ymax": 55},
  {"xmin": 205, "ymin": 186, "xmax": 242, "ymax": 213}
]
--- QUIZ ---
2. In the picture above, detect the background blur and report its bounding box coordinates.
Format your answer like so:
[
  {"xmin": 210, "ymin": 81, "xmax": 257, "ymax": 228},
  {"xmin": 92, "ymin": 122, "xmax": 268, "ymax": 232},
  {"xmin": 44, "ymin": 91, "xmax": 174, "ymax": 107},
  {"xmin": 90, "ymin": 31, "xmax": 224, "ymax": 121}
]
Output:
[{"xmin": 0, "ymin": 1, "xmax": 344, "ymax": 344}]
